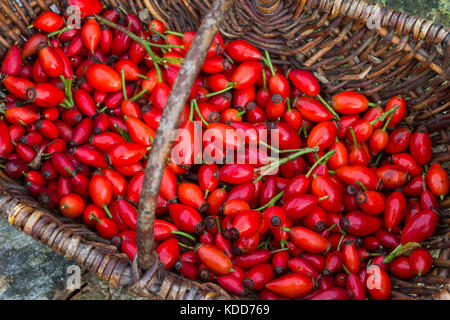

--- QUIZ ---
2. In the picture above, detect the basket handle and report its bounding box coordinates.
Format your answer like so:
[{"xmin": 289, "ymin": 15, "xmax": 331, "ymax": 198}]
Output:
[{"xmin": 136, "ymin": 0, "xmax": 236, "ymax": 271}]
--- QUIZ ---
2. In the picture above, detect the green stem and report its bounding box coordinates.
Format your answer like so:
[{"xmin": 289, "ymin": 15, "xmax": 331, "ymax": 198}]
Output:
[
  {"xmin": 270, "ymin": 248, "xmax": 289, "ymax": 254},
  {"xmin": 314, "ymin": 152, "xmax": 320, "ymax": 161},
  {"xmin": 114, "ymin": 124, "xmax": 131, "ymax": 142},
  {"xmin": 130, "ymin": 89, "xmax": 147, "ymax": 102},
  {"xmin": 163, "ymin": 56, "xmax": 184, "ymax": 66},
  {"xmin": 258, "ymin": 234, "xmax": 272, "ymax": 249},
  {"xmin": 382, "ymin": 110, "xmax": 395, "ymax": 131},
  {"xmin": 120, "ymin": 68, "xmax": 128, "ymax": 100},
  {"xmin": 149, "ymin": 27, "xmax": 167, "ymax": 39},
  {"xmin": 64, "ymin": 166, "xmax": 75, "ymax": 177},
  {"xmin": 216, "ymin": 216, "xmax": 221, "ymax": 234},
  {"xmin": 286, "ymin": 97, "xmax": 291, "ymax": 112},
  {"xmin": 171, "ymin": 230, "xmax": 196, "ymax": 242},
  {"xmin": 97, "ymin": 106, "xmax": 108, "ymax": 114},
  {"xmin": 59, "ymin": 103, "xmax": 71, "ymax": 110},
  {"xmin": 60, "ymin": 75, "xmax": 67, "ymax": 91},
  {"xmin": 349, "ymin": 126, "xmax": 358, "ymax": 150},
  {"xmin": 188, "ymin": 99, "xmax": 195, "ymax": 121},
  {"xmin": 258, "ymin": 147, "xmax": 320, "ymax": 172},
  {"xmin": 382, "ymin": 242, "xmax": 421, "ymax": 264},
  {"xmin": 279, "ymin": 148, "xmax": 306, "ymax": 154},
  {"xmin": 327, "ymin": 223, "xmax": 337, "ymax": 232},
  {"xmin": 48, "ymin": 26, "xmax": 73, "ymax": 38},
  {"xmin": 342, "ymin": 264, "xmax": 350, "ymax": 275},
  {"xmin": 305, "ymin": 149, "xmax": 337, "ymax": 178},
  {"xmin": 59, "ymin": 75, "xmax": 74, "ymax": 108},
  {"xmin": 262, "ymin": 66, "xmax": 267, "ymax": 92},
  {"xmin": 263, "ymin": 50, "xmax": 276, "ymax": 77},
  {"xmin": 203, "ymin": 85, "xmax": 234, "ymax": 98},
  {"xmin": 298, "ymin": 125, "xmax": 307, "ymax": 138},
  {"xmin": 316, "ymin": 95, "xmax": 340, "ymax": 121},
  {"xmin": 165, "ymin": 30, "xmax": 185, "ymax": 38},
  {"xmin": 223, "ymin": 52, "xmax": 235, "ymax": 65},
  {"xmin": 178, "ymin": 242, "xmax": 195, "ymax": 250},
  {"xmin": 237, "ymin": 110, "xmax": 246, "ymax": 117},
  {"xmin": 259, "ymin": 140, "xmax": 280, "ymax": 154},
  {"xmin": 192, "ymin": 99, "xmax": 209, "ymax": 126},
  {"xmin": 368, "ymin": 253, "xmax": 381, "ymax": 257},
  {"xmin": 96, "ymin": 16, "xmax": 163, "ymax": 83},
  {"xmin": 371, "ymin": 152, "xmax": 383, "ymax": 167},
  {"xmin": 146, "ymin": 42, "xmax": 184, "ymax": 49},
  {"xmin": 337, "ymin": 232, "xmax": 346, "ymax": 251},
  {"xmin": 136, "ymin": 73, "xmax": 150, "ymax": 80},
  {"xmin": 356, "ymin": 181, "xmax": 367, "ymax": 191},
  {"xmin": 90, "ymin": 213, "xmax": 101, "ymax": 224},
  {"xmin": 102, "ymin": 205, "xmax": 113, "ymax": 219},
  {"xmin": 255, "ymin": 191, "xmax": 284, "ymax": 211},
  {"xmin": 370, "ymin": 105, "xmax": 399, "ymax": 126},
  {"xmin": 118, "ymin": 6, "xmax": 128, "ymax": 15},
  {"xmin": 254, "ymin": 147, "xmax": 320, "ymax": 183},
  {"xmin": 68, "ymin": 77, "xmax": 75, "ymax": 106}
]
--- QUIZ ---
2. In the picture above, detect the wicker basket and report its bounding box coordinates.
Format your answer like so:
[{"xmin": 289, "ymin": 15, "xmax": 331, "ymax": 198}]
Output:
[{"xmin": 0, "ymin": 0, "xmax": 448, "ymax": 300}]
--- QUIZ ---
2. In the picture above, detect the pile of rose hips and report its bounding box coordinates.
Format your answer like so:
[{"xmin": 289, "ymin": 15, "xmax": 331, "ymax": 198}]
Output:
[{"xmin": 0, "ymin": 1, "xmax": 448, "ymax": 300}]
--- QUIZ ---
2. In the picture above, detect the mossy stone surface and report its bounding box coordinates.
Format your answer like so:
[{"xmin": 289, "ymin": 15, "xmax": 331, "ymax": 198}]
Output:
[
  {"xmin": 0, "ymin": 218, "xmax": 142, "ymax": 300},
  {"xmin": 374, "ymin": 0, "xmax": 449, "ymax": 26}
]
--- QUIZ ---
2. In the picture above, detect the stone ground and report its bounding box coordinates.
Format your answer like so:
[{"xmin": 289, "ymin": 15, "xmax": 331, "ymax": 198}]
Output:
[
  {"xmin": 0, "ymin": 1, "xmax": 448, "ymax": 300},
  {"xmin": 0, "ymin": 219, "xmax": 143, "ymax": 300}
]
